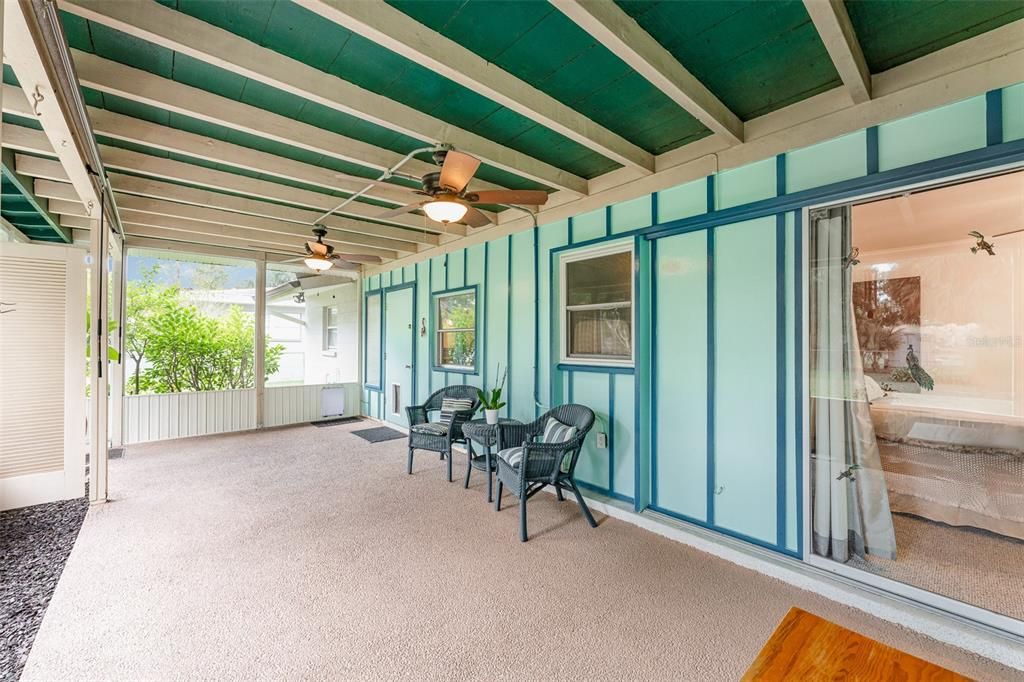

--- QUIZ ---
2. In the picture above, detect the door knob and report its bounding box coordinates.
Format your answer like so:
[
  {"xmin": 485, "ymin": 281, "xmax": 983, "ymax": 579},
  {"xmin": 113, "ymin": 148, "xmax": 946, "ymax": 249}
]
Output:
[{"xmin": 404, "ymin": 364, "xmax": 411, "ymax": 368}]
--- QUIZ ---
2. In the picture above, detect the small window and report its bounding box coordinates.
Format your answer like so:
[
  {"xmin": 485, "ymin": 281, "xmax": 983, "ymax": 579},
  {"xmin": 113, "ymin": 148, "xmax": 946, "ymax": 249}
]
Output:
[
  {"xmin": 434, "ymin": 289, "xmax": 476, "ymax": 371},
  {"xmin": 560, "ymin": 243, "xmax": 634, "ymax": 365},
  {"xmin": 323, "ymin": 306, "xmax": 339, "ymax": 351}
]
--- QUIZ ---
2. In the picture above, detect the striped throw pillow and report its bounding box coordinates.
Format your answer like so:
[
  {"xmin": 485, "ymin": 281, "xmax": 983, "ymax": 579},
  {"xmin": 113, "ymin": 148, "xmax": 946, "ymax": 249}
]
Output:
[
  {"xmin": 541, "ymin": 417, "xmax": 577, "ymax": 444},
  {"xmin": 439, "ymin": 398, "xmax": 474, "ymax": 425}
]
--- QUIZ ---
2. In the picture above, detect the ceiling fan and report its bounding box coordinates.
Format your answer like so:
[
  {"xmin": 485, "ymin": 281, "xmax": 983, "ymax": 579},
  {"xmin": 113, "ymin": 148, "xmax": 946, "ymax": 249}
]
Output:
[
  {"xmin": 376, "ymin": 149, "xmax": 549, "ymax": 228},
  {"xmin": 285, "ymin": 227, "xmax": 383, "ymax": 271}
]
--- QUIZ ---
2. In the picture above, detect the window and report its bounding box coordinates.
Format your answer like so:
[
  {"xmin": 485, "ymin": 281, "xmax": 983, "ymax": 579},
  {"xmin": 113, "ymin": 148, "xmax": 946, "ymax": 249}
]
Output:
[
  {"xmin": 560, "ymin": 243, "xmax": 634, "ymax": 365},
  {"xmin": 434, "ymin": 288, "xmax": 476, "ymax": 371},
  {"xmin": 323, "ymin": 306, "xmax": 339, "ymax": 351}
]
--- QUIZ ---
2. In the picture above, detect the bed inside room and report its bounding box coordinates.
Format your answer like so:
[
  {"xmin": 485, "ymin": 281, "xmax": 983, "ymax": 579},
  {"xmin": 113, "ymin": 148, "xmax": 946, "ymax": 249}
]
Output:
[{"xmin": 809, "ymin": 170, "xmax": 1024, "ymax": 622}]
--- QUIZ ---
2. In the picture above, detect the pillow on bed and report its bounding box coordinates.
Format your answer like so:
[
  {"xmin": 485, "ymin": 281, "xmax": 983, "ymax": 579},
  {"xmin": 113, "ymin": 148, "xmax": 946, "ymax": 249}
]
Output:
[{"xmin": 864, "ymin": 375, "xmax": 886, "ymax": 402}]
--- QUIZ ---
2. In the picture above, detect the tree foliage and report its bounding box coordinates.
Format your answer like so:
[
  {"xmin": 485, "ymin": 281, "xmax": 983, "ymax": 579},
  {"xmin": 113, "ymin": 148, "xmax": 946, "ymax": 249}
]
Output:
[{"xmin": 125, "ymin": 267, "xmax": 282, "ymax": 394}]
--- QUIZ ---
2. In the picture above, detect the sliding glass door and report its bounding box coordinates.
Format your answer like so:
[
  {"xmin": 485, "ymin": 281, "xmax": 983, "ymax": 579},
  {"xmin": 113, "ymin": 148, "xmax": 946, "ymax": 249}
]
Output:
[{"xmin": 806, "ymin": 170, "xmax": 1024, "ymax": 633}]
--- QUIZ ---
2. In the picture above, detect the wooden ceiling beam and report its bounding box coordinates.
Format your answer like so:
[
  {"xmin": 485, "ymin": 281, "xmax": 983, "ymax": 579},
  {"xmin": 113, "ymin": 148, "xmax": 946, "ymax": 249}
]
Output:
[
  {"xmin": 551, "ymin": 0, "xmax": 744, "ymax": 144},
  {"xmin": 803, "ymin": 0, "xmax": 872, "ymax": 104},
  {"xmin": 2, "ymin": 123, "xmax": 464, "ymax": 235},
  {"xmin": 59, "ymin": 0, "xmax": 589, "ymax": 195},
  {"xmin": 297, "ymin": 0, "xmax": 654, "ymax": 174},
  {"xmin": 42, "ymin": 189, "xmax": 409, "ymax": 257},
  {"xmin": 1, "ymin": 83, "xmax": 416, "ymax": 207},
  {"xmin": 55, "ymin": 204, "xmax": 397, "ymax": 260}
]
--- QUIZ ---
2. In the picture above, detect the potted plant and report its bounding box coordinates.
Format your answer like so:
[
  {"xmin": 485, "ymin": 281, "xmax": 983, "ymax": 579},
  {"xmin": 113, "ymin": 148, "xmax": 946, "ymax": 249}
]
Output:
[{"xmin": 477, "ymin": 363, "xmax": 507, "ymax": 425}]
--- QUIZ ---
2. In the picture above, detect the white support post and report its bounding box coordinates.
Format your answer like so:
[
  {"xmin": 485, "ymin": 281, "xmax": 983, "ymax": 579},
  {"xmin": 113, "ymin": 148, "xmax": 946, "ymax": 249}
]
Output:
[
  {"xmin": 88, "ymin": 217, "xmax": 109, "ymax": 503},
  {"xmin": 109, "ymin": 232, "xmax": 125, "ymax": 448},
  {"xmin": 254, "ymin": 256, "xmax": 266, "ymax": 429}
]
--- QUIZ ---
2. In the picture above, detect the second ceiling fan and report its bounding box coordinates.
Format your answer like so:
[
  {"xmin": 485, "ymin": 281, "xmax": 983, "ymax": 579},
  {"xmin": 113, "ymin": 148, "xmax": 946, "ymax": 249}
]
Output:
[{"xmin": 376, "ymin": 149, "xmax": 549, "ymax": 228}]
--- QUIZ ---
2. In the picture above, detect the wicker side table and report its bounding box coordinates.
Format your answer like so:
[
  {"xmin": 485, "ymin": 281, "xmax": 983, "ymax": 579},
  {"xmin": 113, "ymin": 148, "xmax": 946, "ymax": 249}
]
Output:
[{"xmin": 461, "ymin": 418, "xmax": 521, "ymax": 503}]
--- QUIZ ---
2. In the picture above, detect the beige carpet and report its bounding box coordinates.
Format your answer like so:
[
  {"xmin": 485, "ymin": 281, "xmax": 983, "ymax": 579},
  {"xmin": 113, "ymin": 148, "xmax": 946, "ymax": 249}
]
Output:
[
  {"xmin": 21, "ymin": 421, "xmax": 1019, "ymax": 681},
  {"xmin": 849, "ymin": 513, "xmax": 1024, "ymax": 621}
]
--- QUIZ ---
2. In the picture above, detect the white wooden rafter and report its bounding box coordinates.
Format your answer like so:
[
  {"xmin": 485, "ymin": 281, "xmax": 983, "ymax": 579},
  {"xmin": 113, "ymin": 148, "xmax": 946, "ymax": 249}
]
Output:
[{"xmin": 803, "ymin": 0, "xmax": 872, "ymax": 104}]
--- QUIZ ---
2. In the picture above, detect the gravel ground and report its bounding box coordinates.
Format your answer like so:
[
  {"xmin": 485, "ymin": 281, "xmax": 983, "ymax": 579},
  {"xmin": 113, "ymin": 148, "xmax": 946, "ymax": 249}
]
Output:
[{"xmin": 1, "ymin": 497, "xmax": 88, "ymax": 682}]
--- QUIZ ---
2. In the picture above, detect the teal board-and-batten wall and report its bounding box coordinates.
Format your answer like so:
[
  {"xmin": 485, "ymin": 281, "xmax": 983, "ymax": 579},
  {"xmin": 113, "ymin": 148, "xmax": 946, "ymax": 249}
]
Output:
[{"xmin": 363, "ymin": 84, "xmax": 1024, "ymax": 556}]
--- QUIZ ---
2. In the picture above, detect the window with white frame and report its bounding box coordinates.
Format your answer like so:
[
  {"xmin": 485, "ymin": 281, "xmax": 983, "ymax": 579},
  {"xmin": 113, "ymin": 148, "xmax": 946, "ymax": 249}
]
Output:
[
  {"xmin": 560, "ymin": 243, "xmax": 634, "ymax": 365},
  {"xmin": 434, "ymin": 289, "xmax": 476, "ymax": 371},
  {"xmin": 322, "ymin": 305, "xmax": 339, "ymax": 351}
]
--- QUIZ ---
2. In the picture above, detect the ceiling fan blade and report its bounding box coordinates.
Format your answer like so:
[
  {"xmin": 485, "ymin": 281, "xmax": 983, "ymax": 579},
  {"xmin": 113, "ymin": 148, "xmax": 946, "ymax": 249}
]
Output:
[
  {"xmin": 460, "ymin": 206, "xmax": 492, "ymax": 228},
  {"xmin": 306, "ymin": 240, "xmax": 329, "ymax": 256},
  {"xmin": 376, "ymin": 201, "xmax": 425, "ymax": 220},
  {"xmin": 439, "ymin": 150, "xmax": 480, "ymax": 193},
  {"xmin": 333, "ymin": 253, "xmax": 383, "ymax": 264},
  {"xmin": 467, "ymin": 189, "xmax": 549, "ymax": 205}
]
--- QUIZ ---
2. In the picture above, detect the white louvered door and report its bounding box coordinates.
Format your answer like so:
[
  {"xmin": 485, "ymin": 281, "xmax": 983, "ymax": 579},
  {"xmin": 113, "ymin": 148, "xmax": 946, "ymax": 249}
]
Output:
[{"xmin": 0, "ymin": 242, "xmax": 86, "ymax": 510}]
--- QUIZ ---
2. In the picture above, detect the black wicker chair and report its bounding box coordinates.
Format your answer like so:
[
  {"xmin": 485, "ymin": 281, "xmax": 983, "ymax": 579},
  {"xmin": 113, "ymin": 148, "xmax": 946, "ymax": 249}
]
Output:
[
  {"xmin": 405, "ymin": 385, "xmax": 480, "ymax": 481},
  {"xmin": 494, "ymin": 404, "xmax": 597, "ymax": 542}
]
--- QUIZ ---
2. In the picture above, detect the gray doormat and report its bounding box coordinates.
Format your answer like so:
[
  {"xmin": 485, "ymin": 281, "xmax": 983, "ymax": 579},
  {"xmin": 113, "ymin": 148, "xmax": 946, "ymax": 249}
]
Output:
[
  {"xmin": 351, "ymin": 426, "xmax": 405, "ymax": 443},
  {"xmin": 312, "ymin": 417, "xmax": 362, "ymax": 428}
]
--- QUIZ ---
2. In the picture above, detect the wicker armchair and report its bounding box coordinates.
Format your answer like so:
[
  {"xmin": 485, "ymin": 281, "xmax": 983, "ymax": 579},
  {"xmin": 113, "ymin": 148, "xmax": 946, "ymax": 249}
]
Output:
[
  {"xmin": 405, "ymin": 385, "xmax": 480, "ymax": 481},
  {"xmin": 494, "ymin": 404, "xmax": 597, "ymax": 542}
]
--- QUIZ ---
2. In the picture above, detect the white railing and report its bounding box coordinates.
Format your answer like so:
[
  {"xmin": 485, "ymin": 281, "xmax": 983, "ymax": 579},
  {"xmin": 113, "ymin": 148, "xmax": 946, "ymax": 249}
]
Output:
[{"xmin": 123, "ymin": 383, "xmax": 361, "ymax": 444}]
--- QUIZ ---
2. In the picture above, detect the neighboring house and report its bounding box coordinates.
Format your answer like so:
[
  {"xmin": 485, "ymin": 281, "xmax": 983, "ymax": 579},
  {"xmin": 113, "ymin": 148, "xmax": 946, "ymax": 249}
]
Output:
[{"xmin": 185, "ymin": 275, "xmax": 359, "ymax": 387}]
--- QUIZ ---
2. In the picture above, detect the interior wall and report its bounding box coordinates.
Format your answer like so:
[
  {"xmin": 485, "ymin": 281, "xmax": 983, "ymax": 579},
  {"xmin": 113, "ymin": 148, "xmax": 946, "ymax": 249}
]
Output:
[{"xmin": 361, "ymin": 84, "xmax": 1022, "ymax": 554}]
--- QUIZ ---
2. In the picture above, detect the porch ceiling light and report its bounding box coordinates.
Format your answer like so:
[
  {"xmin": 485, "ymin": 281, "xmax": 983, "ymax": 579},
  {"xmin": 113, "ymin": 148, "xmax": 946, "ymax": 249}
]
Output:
[
  {"xmin": 422, "ymin": 198, "xmax": 468, "ymax": 224},
  {"xmin": 303, "ymin": 254, "xmax": 334, "ymax": 271}
]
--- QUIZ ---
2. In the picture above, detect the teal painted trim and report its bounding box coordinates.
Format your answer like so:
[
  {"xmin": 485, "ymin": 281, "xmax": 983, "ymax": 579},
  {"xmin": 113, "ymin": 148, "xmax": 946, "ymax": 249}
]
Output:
[
  {"xmin": 794, "ymin": 210, "xmax": 805, "ymax": 559},
  {"xmin": 505, "ymin": 235, "xmax": 512, "ymax": 418},
  {"xmin": 533, "ymin": 225, "xmax": 540, "ymax": 418},
  {"xmin": 605, "ymin": 205, "xmax": 612, "ymax": 237},
  {"xmin": 651, "ymin": 191, "xmax": 659, "ymax": 225},
  {"xmin": 444, "ymin": 253, "xmax": 450, "ymax": 290},
  {"xmin": 607, "ymin": 373, "xmax": 615, "ymax": 492},
  {"xmin": 987, "ymin": 89, "xmax": 1003, "ymax": 146},
  {"xmin": 775, "ymin": 214, "xmax": 787, "ymax": 549},
  {"xmin": 482, "ymin": 241, "xmax": 489, "ymax": 393},
  {"xmin": 706, "ymin": 174, "xmax": 715, "ymax": 212},
  {"xmin": 866, "ymin": 126, "xmax": 879, "ymax": 174},
  {"xmin": 567, "ymin": 370, "xmax": 574, "ymax": 403},
  {"xmin": 557, "ymin": 363, "xmax": 633, "ymax": 374},
  {"xmin": 706, "ymin": 226, "xmax": 716, "ymax": 526},
  {"xmin": 567, "ymin": 215, "xmax": 575, "ymax": 244},
  {"xmin": 626, "ymin": 233, "xmax": 643, "ymax": 509},
  {"xmin": 650, "ymin": 237, "xmax": 659, "ymax": 509},
  {"xmin": 650, "ymin": 505, "xmax": 801, "ymax": 559},
  {"xmin": 427, "ymin": 258, "xmax": 434, "ymax": 395},
  {"xmin": 776, "ymin": 154, "xmax": 786, "ymax": 196},
  {"xmin": 576, "ymin": 480, "xmax": 633, "ymax": 504},
  {"xmin": 429, "ymin": 284, "xmax": 480, "ymax": 375},
  {"xmin": 643, "ymin": 139, "xmax": 1024, "ymax": 241},
  {"xmin": 363, "ymin": 289, "xmax": 383, "ymax": 390},
  {"xmin": 549, "ymin": 231, "xmax": 632, "ymax": 257}
]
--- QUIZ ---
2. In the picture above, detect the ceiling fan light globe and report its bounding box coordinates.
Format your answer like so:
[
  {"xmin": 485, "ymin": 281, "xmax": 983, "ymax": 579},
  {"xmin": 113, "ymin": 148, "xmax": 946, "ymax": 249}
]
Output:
[
  {"xmin": 304, "ymin": 255, "xmax": 334, "ymax": 271},
  {"xmin": 423, "ymin": 199, "xmax": 468, "ymax": 224}
]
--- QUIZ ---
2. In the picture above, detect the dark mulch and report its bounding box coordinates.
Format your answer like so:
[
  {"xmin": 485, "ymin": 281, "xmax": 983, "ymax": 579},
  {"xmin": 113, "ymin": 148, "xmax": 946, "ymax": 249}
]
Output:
[
  {"xmin": 312, "ymin": 416, "xmax": 363, "ymax": 428},
  {"xmin": 0, "ymin": 497, "xmax": 88, "ymax": 682},
  {"xmin": 351, "ymin": 426, "xmax": 406, "ymax": 443}
]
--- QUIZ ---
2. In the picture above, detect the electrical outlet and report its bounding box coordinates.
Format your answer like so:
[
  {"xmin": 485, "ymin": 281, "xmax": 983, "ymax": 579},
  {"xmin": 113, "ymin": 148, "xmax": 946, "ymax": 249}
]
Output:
[{"xmin": 596, "ymin": 431, "xmax": 608, "ymax": 449}]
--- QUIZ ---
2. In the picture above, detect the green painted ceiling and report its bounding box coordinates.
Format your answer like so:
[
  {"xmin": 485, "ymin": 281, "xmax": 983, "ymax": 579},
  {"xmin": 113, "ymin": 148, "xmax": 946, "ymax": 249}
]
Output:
[
  {"xmin": 1, "ymin": 170, "xmax": 65, "ymax": 243},
  {"xmin": 845, "ymin": 0, "xmax": 1024, "ymax": 73},
  {"xmin": 0, "ymin": 0, "xmax": 1011, "ymax": 244}
]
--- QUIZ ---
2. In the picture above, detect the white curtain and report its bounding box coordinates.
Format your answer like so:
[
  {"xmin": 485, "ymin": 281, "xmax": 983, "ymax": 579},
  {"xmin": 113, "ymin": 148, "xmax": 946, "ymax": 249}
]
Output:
[{"xmin": 810, "ymin": 207, "xmax": 897, "ymax": 562}]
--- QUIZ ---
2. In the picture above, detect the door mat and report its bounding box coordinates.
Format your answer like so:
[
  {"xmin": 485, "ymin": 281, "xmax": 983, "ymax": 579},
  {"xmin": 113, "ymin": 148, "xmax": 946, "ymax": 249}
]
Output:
[
  {"xmin": 312, "ymin": 417, "xmax": 362, "ymax": 428},
  {"xmin": 351, "ymin": 426, "xmax": 406, "ymax": 443}
]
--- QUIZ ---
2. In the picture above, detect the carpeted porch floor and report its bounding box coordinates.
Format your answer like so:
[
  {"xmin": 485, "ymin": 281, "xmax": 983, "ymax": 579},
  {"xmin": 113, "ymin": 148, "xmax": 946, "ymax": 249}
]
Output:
[{"xmin": 20, "ymin": 421, "xmax": 1019, "ymax": 680}]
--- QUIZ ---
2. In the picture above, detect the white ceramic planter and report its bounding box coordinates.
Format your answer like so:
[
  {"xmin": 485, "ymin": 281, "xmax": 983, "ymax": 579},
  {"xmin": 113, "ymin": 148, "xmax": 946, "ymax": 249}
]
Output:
[{"xmin": 484, "ymin": 409, "xmax": 499, "ymax": 425}]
